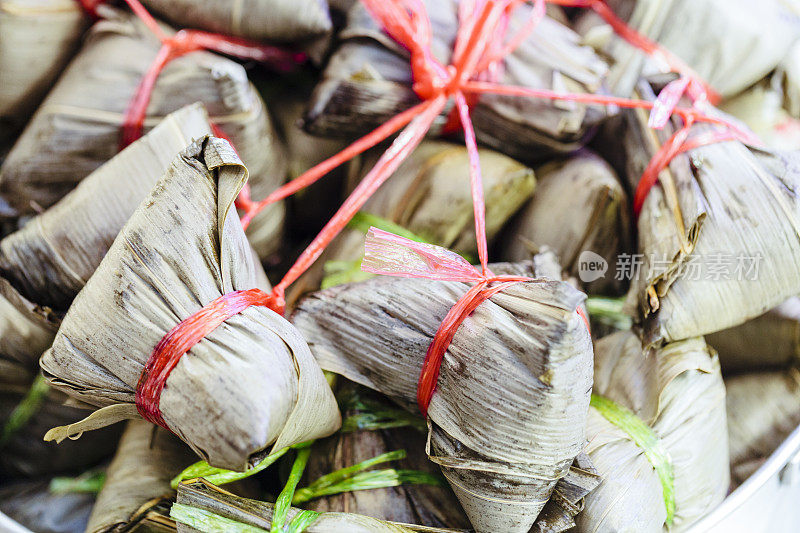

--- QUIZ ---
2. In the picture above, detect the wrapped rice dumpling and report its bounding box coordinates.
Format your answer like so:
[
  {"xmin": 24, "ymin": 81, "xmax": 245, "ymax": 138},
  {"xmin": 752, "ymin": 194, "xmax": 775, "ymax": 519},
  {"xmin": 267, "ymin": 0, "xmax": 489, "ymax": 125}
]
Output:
[
  {"xmin": 40, "ymin": 136, "xmax": 340, "ymax": 470},
  {"xmin": 306, "ymin": 1, "xmax": 610, "ymax": 161},
  {"xmin": 0, "ymin": 6, "xmax": 287, "ymax": 254},
  {"xmin": 502, "ymin": 150, "xmax": 631, "ymax": 295},
  {"xmin": 706, "ymin": 298, "xmax": 800, "ymax": 373},
  {"xmin": 0, "ymin": 479, "xmax": 95, "ymax": 533},
  {"xmin": 579, "ymin": 331, "xmax": 728, "ymax": 532},
  {"xmin": 173, "ymin": 478, "xmax": 456, "ymax": 533},
  {"xmin": 270, "ymin": 85, "xmax": 350, "ymax": 238},
  {"xmin": 289, "ymin": 140, "xmax": 535, "ymax": 305},
  {"xmin": 86, "ymin": 420, "xmax": 195, "ymax": 533},
  {"xmin": 578, "ymin": 0, "xmax": 800, "ymax": 98},
  {"xmin": 0, "ymin": 0, "xmax": 88, "ymax": 139},
  {"xmin": 725, "ymin": 369, "xmax": 800, "ymax": 485},
  {"xmin": 137, "ymin": 0, "xmax": 332, "ymax": 43},
  {"xmin": 293, "ymin": 258, "xmax": 593, "ymax": 533},
  {"xmin": 0, "ymin": 104, "xmax": 212, "ymax": 315},
  {"xmin": 617, "ymin": 86, "xmax": 800, "ymax": 346}
]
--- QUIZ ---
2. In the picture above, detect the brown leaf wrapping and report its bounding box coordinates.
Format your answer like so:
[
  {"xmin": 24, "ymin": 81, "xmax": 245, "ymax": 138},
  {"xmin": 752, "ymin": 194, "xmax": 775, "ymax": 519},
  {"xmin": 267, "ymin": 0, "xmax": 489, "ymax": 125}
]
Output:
[
  {"xmin": 725, "ymin": 369, "xmax": 800, "ymax": 486},
  {"xmin": 292, "ymin": 260, "xmax": 593, "ymax": 533},
  {"xmin": 305, "ymin": 0, "xmax": 610, "ymax": 161},
  {"xmin": 614, "ymin": 85, "xmax": 800, "ymax": 346},
  {"xmin": 579, "ymin": 331, "xmax": 729, "ymax": 532},
  {"xmin": 0, "ymin": 0, "xmax": 87, "ymax": 137},
  {"xmin": 0, "ymin": 266, "xmax": 117, "ymax": 478},
  {"xmin": 0, "ymin": 104, "xmax": 213, "ymax": 313},
  {"xmin": 86, "ymin": 420, "xmax": 195, "ymax": 533},
  {"xmin": 138, "ymin": 0, "xmax": 332, "ymax": 43},
  {"xmin": 707, "ymin": 298, "xmax": 800, "ymax": 374},
  {"xmin": 502, "ymin": 149, "xmax": 631, "ymax": 295},
  {"xmin": 271, "ymin": 87, "xmax": 351, "ymax": 237},
  {"xmin": 175, "ymin": 478, "xmax": 453, "ymax": 533},
  {"xmin": 0, "ymin": 6, "xmax": 287, "ymax": 259},
  {"xmin": 40, "ymin": 136, "xmax": 340, "ymax": 471}
]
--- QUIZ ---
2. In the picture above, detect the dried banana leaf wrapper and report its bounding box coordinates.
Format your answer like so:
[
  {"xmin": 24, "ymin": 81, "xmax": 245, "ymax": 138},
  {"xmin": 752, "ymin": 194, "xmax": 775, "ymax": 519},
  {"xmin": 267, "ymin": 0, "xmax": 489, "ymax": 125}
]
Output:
[
  {"xmin": 292, "ymin": 260, "xmax": 593, "ymax": 533},
  {"xmin": 0, "ymin": 0, "xmax": 88, "ymax": 137},
  {"xmin": 40, "ymin": 137, "xmax": 340, "ymax": 471},
  {"xmin": 1, "ymin": 373, "xmax": 121, "ymax": 478},
  {"xmin": 304, "ymin": 383, "xmax": 471, "ymax": 529},
  {"xmin": 0, "ymin": 104, "xmax": 212, "ymax": 314},
  {"xmin": 725, "ymin": 369, "xmax": 800, "ymax": 486},
  {"xmin": 138, "ymin": 0, "xmax": 332, "ymax": 43},
  {"xmin": 305, "ymin": 0, "xmax": 610, "ymax": 161},
  {"xmin": 707, "ymin": 298, "xmax": 800, "ymax": 373},
  {"xmin": 271, "ymin": 87, "xmax": 350, "ymax": 237},
  {"xmin": 288, "ymin": 140, "xmax": 535, "ymax": 307},
  {"xmin": 0, "ymin": 479, "xmax": 95, "ymax": 533},
  {"xmin": 86, "ymin": 420, "xmax": 194, "ymax": 533},
  {"xmin": 502, "ymin": 150, "xmax": 631, "ymax": 295},
  {"xmin": 616, "ymin": 92, "xmax": 800, "ymax": 346},
  {"xmin": 0, "ymin": 6, "xmax": 287, "ymax": 239},
  {"xmin": 578, "ymin": 331, "xmax": 728, "ymax": 532},
  {"xmin": 0, "ymin": 278, "xmax": 58, "ymax": 382},
  {"xmin": 174, "ymin": 478, "xmax": 457, "ymax": 533},
  {"xmin": 579, "ymin": 0, "xmax": 800, "ymax": 98}
]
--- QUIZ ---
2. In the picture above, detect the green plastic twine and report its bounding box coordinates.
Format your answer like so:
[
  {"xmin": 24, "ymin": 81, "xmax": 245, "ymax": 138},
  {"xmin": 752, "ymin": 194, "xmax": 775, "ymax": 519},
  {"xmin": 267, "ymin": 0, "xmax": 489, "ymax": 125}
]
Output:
[
  {"xmin": 272, "ymin": 443, "xmax": 314, "ymax": 533},
  {"xmin": 0, "ymin": 374, "xmax": 50, "ymax": 447},
  {"xmin": 590, "ymin": 393, "xmax": 675, "ymax": 526}
]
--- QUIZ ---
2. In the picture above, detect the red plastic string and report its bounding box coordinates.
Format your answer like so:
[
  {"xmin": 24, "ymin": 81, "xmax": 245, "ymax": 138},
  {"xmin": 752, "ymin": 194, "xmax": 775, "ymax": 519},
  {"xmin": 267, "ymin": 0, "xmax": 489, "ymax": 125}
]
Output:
[
  {"xmin": 135, "ymin": 288, "xmax": 272, "ymax": 429},
  {"xmin": 117, "ymin": 0, "xmax": 305, "ymax": 149},
  {"xmin": 76, "ymin": 0, "xmax": 104, "ymax": 18}
]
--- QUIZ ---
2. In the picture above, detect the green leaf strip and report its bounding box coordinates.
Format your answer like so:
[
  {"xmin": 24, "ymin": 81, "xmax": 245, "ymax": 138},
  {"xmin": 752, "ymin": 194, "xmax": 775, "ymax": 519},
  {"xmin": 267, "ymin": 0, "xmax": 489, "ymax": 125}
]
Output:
[
  {"xmin": 170, "ymin": 503, "xmax": 268, "ymax": 533},
  {"xmin": 171, "ymin": 447, "xmax": 289, "ymax": 489},
  {"xmin": 0, "ymin": 374, "xmax": 50, "ymax": 447},
  {"xmin": 272, "ymin": 443, "xmax": 314, "ymax": 533},
  {"xmin": 590, "ymin": 393, "xmax": 675, "ymax": 526}
]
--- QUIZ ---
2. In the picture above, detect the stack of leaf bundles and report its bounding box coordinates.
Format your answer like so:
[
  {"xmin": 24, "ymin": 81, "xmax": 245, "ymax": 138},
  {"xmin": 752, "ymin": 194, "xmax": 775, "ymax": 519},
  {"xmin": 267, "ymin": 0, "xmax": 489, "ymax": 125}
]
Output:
[{"xmin": 0, "ymin": 7, "xmax": 286, "ymax": 260}]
